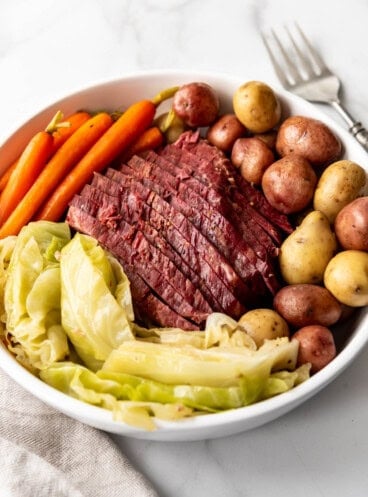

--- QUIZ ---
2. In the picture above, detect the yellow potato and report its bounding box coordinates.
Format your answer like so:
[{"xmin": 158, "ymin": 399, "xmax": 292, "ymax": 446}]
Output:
[
  {"xmin": 324, "ymin": 250, "xmax": 368, "ymax": 306},
  {"xmin": 238, "ymin": 308, "xmax": 289, "ymax": 348},
  {"xmin": 313, "ymin": 160, "xmax": 367, "ymax": 223},
  {"xmin": 279, "ymin": 210, "xmax": 337, "ymax": 284},
  {"xmin": 233, "ymin": 81, "xmax": 281, "ymax": 133}
]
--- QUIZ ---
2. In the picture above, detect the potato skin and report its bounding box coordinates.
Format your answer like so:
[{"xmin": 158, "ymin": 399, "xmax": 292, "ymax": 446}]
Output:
[
  {"xmin": 261, "ymin": 153, "xmax": 317, "ymax": 214},
  {"xmin": 231, "ymin": 137, "xmax": 275, "ymax": 185},
  {"xmin": 238, "ymin": 308, "xmax": 289, "ymax": 348},
  {"xmin": 334, "ymin": 197, "xmax": 368, "ymax": 250},
  {"xmin": 324, "ymin": 250, "xmax": 368, "ymax": 306},
  {"xmin": 292, "ymin": 325, "xmax": 336, "ymax": 373},
  {"xmin": 273, "ymin": 284, "xmax": 342, "ymax": 328},
  {"xmin": 173, "ymin": 82, "xmax": 220, "ymax": 127},
  {"xmin": 279, "ymin": 210, "xmax": 337, "ymax": 285},
  {"xmin": 276, "ymin": 116, "xmax": 342, "ymax": 166},
  {"xmin": 206, "ymin": 114, "xmax": 246, "ymax": 152},
  {"xmin": 313, "ymin": 160, "xmax": 367, "ymax": 223},
  {"xmin": 233, "ymin": 81, "xmax": 281, "ymax": 133}
]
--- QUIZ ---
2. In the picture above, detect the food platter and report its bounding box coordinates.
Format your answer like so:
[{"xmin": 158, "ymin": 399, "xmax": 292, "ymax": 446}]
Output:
[{"xmin": 0, "ymin": 70, "xmax": 368, "ymax": 441}]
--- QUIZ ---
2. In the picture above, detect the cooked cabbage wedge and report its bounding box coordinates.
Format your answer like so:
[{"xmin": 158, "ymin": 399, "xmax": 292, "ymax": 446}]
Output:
[
  {"xmin": 3, "ymin": 222, "xmax": 71, "ymax": 370},
  {"xmin": 102, "ymin": 337, "xmax": 299, "ymax": 388},
  {"xmin": 41, "ymin": 359, "xmax": 309, "ymax": 430},
  {"xmin": 60, "ymin": 233, "xmax": 134, "ymax": 371}
]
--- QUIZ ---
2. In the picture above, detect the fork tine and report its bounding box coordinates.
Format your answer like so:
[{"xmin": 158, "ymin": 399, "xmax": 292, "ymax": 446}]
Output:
[
  {"xmin": 284, "ymin": 24, "xmax": 316, "ymax": 78},
  {"xmin": 294, "ymin": 22, "xmax": 328, "ymax": 74},
  {"xmin": 268, "ymin": 29, "xmax": 304, "ymax": 84},
  {"xmin": 262, "ymin": 29, "xmax": 302, "ymax": 86},
  {"xmin": 261, "ymin": 32, "xmax": 291, "ymax": 88}
]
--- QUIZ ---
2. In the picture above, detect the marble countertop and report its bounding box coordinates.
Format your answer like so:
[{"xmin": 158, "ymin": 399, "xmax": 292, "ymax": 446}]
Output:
[{"xmin": 1, "ymin": 1, "xmax": 368, "ymax": 496}]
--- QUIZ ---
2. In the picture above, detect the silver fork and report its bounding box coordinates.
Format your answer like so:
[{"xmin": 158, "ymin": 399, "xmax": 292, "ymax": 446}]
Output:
[{"xmin": 262, "ymin": 23, "xmax": 368, "ymax": 151}]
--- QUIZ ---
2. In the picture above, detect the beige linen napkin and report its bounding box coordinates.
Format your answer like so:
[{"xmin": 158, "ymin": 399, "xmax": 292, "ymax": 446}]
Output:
[{"xmin": 0, "ymin": 367, "xmax": 159, "ymax": 497}]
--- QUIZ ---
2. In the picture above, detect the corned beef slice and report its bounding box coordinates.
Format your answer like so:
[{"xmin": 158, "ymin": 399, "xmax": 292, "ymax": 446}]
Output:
[
  {"xmin": 130, "ymin": 152, "xmax": 278, "ymax": 293},
  {"xmin": 91, "ymin": 172, "xmax": 248, "ymax": 316},
  {"xmin": 174, "ymin": 131, "xmax": 293, "ymax": 235},
  {"xmin": 66, "ymin": 132, "xmax": 291, "ymax": 329},
  {"xmin": 114, "ymin": 162, "xmax": 268, "ymax": 298}
]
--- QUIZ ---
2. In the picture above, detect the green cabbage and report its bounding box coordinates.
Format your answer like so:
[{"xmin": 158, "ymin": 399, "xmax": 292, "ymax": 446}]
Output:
[
  {"xmin": 60, "ymin": 233, "xmax": 134, "ymax": 371},
  {"xmin": 40, "ymin": 358, "xmax": 309, "ymax": 430},
  {"xmin": 0, "ymin": 235, "xmax": 17, "ymax": 332},
  {"xmin": 40, "ymin": 362, "xmax": 193, "ymax": 431},
  {"xmin": 102, "ymin": 337, "xmax": 299, "ymax": 388},
  {"xmin": 3, "ymin": 222, "xmax": 71, "ymax": 370}
]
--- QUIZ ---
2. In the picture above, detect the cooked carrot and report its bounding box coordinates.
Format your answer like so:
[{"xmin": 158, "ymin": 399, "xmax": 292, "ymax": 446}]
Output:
[
  {"xmin": 0, "ymin": 112, "xmax": 113, "ymax": 238},
  {"xmin": 0, "ymin": 131, "xmax": 54, "ymax": 225},
  {"xmin": 36, "ymin": 99, "xmax": 156, "ymax": 222},
  {"xmin": 122, "ymin": 126, "xmax": 164, "ymax": 161},
  {"xmin": 0, "ymin": 162, "xmax": 16, "ymax": 193},
  {"xmin": 51, "ymin": 111, "xmax": 91, "ymax": 151},
  {"xmin": 0, "ymin": 111, "xmax": 90, "ymax": 195}
]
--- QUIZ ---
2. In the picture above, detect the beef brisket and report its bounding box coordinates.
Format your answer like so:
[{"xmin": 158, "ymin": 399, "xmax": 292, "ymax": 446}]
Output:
[
  {"xmin": 66, "ymin": 131, "xmax": 292, "ymax": 329},
  {"xmin": 91, "ymin": 171, "xmax": 249, "ymax": 316}
]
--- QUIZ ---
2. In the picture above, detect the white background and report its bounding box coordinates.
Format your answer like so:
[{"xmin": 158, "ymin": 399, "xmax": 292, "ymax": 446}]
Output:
[{"xmin": 1, "ymin": 1, "xmax": 368, "ymax": 496}]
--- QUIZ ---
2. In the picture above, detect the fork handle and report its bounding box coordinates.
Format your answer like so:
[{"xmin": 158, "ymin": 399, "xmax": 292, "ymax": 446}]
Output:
[
  {"xmin": 349, "ymin": 122, "xmax": 368, "ymax": 151},
  {"xmin": 330, "ymin": 101, "xmax": 368, "ymax": 152}
]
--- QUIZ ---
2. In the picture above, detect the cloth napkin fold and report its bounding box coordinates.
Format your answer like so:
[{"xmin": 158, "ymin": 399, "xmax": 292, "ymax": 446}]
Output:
[{"xmin": 0, "ymin": 367, "xmax": 159, "ymax": 497}]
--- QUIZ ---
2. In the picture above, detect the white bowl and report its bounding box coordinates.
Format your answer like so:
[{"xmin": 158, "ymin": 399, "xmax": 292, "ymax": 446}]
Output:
[{"xmin": 1, "ymin": 70, "xmax": 368, "ymax": 441}]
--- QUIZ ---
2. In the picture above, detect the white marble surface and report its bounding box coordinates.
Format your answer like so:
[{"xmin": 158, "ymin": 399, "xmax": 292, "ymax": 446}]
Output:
[{"xmin": 1, "ymin": 0, "xmax": 368, "ymax": 496}]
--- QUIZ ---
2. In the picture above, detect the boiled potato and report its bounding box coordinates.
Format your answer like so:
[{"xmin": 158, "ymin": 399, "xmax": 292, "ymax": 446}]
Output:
[
  {"xmin": 324, "ymin": 250, "xmax": 368, "ymax": 306},
  {"xmin": 238, "ymin": 308, "xmax": 289, "ymax": 348},
  {"xmin": 254, "ymin": 130, "xmax": 277, "ymax": 149},
  {"xmin": 173, "ymin": 82, "xmax": 220, "ymax": 127},
  {"xmin": 334, "ymin": 196, "xmax": 368, "ymax": 250},
  {"xmin": 279, "ymin": 210, "xmax": 337, "ymax": 284},
  {"xmin": 233, "ymin": 81, "xmax": 281, "ymax": 133},
  {"xmin": 273, "ymin": 284, "xmax": 342, "ymax": 328},
  {"xmin": 231, "ymin": 137, "xmax": 274, "ymax": 185},
  {"xmin": 261, "ymin": 153, "xmax": 317, "ymax": 214},
  {"xmin": 276, "ymin": 116, "xmax": 342, "ymax": 166},
  {"xmin": 313, "ymin": 160, "xmax": 367, "ymax": 223},
  {"xmin": 206, "ymin": 114, "xmax": 246, "ymax": 152},
  {"xmin": 292, "ymin": 325, "xmax": 336, "ymax": 373}
]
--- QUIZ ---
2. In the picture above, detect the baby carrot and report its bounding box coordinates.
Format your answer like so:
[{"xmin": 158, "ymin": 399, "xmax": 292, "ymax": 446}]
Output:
[
  {"xmin": 36, "ymin": 99, "xmax": 156, "ymax": 222},
  {"xmin": 0, "ymin": 131, "xmax": 54, "ymax": 225},
  {"xmin": 0, "ymin": 111, "xmax": 90, "ymax": 195},
  {"xmin": 51, "ymin": 111, "xmax": 91, "ymax": 151},
  {"xmin": 0, "ymin": 112, "xmax": 113, "ymax": 238},
  {"xmin": 122, "ymin": 126, "xmax": 164, "ymax": 161},
  {"xmin": 0, "ymin": 163, "xmax": 16, "ymax": 193}
]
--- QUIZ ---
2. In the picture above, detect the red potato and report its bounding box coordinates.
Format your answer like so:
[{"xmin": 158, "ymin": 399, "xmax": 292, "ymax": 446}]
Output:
[
  {"xmin": 276, "ymin": 116, "xmax": 342, "ymax": 167},
  {"xmin": 231, "ymin": 137, "xmax": 275, "ymax": 185},
  {"xmin": 293, "ymin": 325, "xmax": 336, "ymax": 373},
  {"xmin": 261, "ymin": 153, "xmax": 317, "ymax": 214},
  {"xmin": 273, "ymin": 284, "xmax": 342, "ymax": 328},
  {"xmin": 173, "ymin": 82, "xmax": 220, "ymax": 128},
  {"xmin": 334, "ymin": 196, "xmax": 368, "ymax": 250},
  {"xmin": 206, "ymin": 114, "xmax": 247, "ymax": 152},
  {"xmin": 254, "ymin": 130, "xmax": 277, "ymax": 150}
]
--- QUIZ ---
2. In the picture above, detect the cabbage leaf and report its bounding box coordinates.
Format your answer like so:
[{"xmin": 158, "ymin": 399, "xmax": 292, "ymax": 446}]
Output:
[
  {"xmin": 60, "ymin": 233, "xmax": 134, "ymax": 371},
  {"xmin": 102, "ymin": 337, "xmax": 299, "ymax": 388},
  {"xmin": 3, "ymin": 222, "xmax": 71, "ymax": 370}
]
